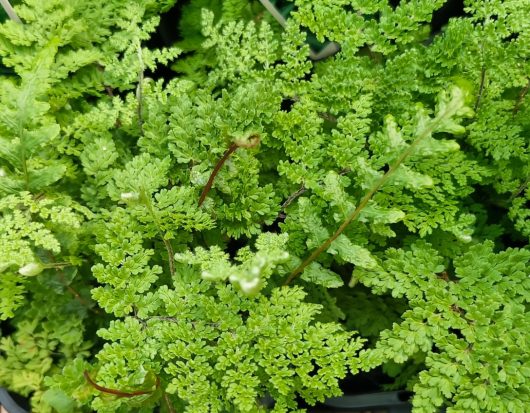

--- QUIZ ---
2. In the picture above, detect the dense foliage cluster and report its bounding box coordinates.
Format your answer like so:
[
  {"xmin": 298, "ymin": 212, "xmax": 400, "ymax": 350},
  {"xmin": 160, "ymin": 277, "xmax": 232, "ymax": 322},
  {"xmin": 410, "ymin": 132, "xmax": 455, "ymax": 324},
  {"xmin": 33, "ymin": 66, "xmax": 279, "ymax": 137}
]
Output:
[{"xmin": 0, "ymin": 1, "xmax": 528, "ymax": 412}]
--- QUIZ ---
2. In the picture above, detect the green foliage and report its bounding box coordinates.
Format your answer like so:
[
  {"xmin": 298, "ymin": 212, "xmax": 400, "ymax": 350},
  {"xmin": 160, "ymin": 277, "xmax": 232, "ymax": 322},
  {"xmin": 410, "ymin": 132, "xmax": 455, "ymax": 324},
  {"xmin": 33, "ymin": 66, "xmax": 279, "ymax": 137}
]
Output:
[
  {"xmin": 175, "ymin": 232, "xmax": 290, "ymax": 294},
  {"xmin": 85, "ymin": 284, "xmax": 362, "ymax": 413},
  {"xmin": 0, "ymin": 192, "xmax": 89, "ymax": 319},
  {"xmin": 355, "ymin": 242, "xmax": 530, "ymax": 413},
  {"xmin": 0, "ymin": 0, "xmax": 528, "ymax": 412},
  {"xmin": 0, "ymin": 279, "xmax": 93, "ymax": 412},
  {"xmin": 0, "ymin": 40, "xmax": 63, "ymax": 194}
]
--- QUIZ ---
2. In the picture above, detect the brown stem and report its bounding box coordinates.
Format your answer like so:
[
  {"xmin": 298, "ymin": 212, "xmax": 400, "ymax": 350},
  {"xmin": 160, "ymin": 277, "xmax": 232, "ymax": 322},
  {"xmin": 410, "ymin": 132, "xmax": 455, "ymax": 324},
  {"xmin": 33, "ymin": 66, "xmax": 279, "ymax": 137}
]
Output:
[
  {"xmin": 283, "ymin": 171, "xmax": 392, "ymax": 285},
  {"xmin": 136, "ymin": 43, "xmax": 145, "ymax": 136},
  {"xmin": 163, "ymin": 390, "xmax": 176, "ymax": 413},
  {"xmin": 84, "ymin": 371, "xmax": 160, "ymax": 398},
  {"xmin": 474, "ymin": 67, "xmax": 486, "ymax": 112},
  {"xmin": 45, "ymin": 261, "xmax": 74, "ymax": 270},
  {"xmin": 47, "ymin": 252, "xmax": 101, "ymax": 314},
  {"xmin": 163, "ymin": 239, "xmax": 175, "ymax": 277},
  {"xmin": 134, "ymin": 315, "xmax": 220, "ymax": 329},
  {"xmin": 508, "ymin": 175, "xmax": 530, "ymax": 202},
  {"xmin": 513, "ymin": 78, "xmax": 530, "ymax": 116},
  {"xmin": 280, "ymin": 183, "xmax": 306, "ymax": 211},
  {"xmin": 64, "ymin": 282, "xmax": 102, "ymax": 315},
  {"xmin": 198, "ymin": 143, "xmax": 238, "ymax": 207},
  {"xmin": 284, "ymin": 108, "xmax": 457, "ymax": 285},
  {"xmin": 278, "ymin": 168, "xmax": 351, "ymax": 218},
  {"xmin": 149, "ymin": 316, "xmax": 180, "ymax": 322},
  {"xmin": 198, "ymin": 135, "xmax": 260, "ymax": 207}
]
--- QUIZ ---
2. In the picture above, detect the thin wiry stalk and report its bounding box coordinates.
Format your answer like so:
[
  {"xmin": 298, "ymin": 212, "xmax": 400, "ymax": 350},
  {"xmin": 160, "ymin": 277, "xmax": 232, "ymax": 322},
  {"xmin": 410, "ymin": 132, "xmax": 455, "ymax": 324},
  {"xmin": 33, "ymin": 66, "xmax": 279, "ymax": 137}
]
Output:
[
  {"xmin": 278, "ymin": 169, "xmax": 350, "ymax": 219},
  {"xmin": 84, "ymin": 371, "xmax": 160, "ymax": 398},
  {"xmin": 198, "ymin": 143, "xmax": 239, "ymax": 207},
  {"xmin": 284, "ymin": 104, "xmax": 462, "ymax": 285},
  {"xmin": 198, "ymin": 135, "xmax": 260, "ymax": 206},
  {"xmin": 257, "ymin": 0, "xmax": 340, "ymax": 60},
  {"xmin": 143, "ymin": 193, "xmax": 176, "ymax": 277},
  {"xmin": 474, "ymin": 67, "xmax": 486, "ymax": 112},
  {"xmin": 257, "ymin": 0, "xmax": 288, "ymax": 28},
  {"xmin": 46, "ymin": 252, "xmax": 100, "ymax": 314},
  {"xmin": 163, "ymin": 238, "xmax": 176, "ymax": 276},
  {"xmin": 136, "ymin": 42, "xmax": 145, "ymax": 136},
  {"xmin": 513, "ymin": 78, "xmax": 529, "ymax": 115},
  {"xmin": 280, "ymin": 183, "xmax": 306, "ymax": 211},
  {"xmin": 0, "ymin": 0, "xmax": 21, "ymax": 23},
  {"xmin": 163, "ymin": 390, "xmax": 176, "ymax": 413},
  {"xmin": 508, "ymin": 175, "xmax": 530, "ymax": 202}
]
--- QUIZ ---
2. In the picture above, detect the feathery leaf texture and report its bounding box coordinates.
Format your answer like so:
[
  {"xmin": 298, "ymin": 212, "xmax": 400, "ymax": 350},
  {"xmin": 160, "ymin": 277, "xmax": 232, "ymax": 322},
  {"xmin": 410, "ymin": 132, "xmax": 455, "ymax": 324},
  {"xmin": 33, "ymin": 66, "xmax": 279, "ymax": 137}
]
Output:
[{"xmin": 0, "ymin": 0, "xmax": 528, "ymax": 412}]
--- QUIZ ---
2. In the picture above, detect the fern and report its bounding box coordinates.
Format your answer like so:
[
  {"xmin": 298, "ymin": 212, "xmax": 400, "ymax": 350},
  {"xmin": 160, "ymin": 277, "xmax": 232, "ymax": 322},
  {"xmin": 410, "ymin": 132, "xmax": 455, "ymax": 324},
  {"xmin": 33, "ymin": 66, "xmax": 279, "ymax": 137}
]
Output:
[
  {"xmin": 0, "ymin": 0, "xmax": 528, "ymax": 412},
  {"xmin": 354, "ymin": 242, "xmax": 530, "ymax": 412}
]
